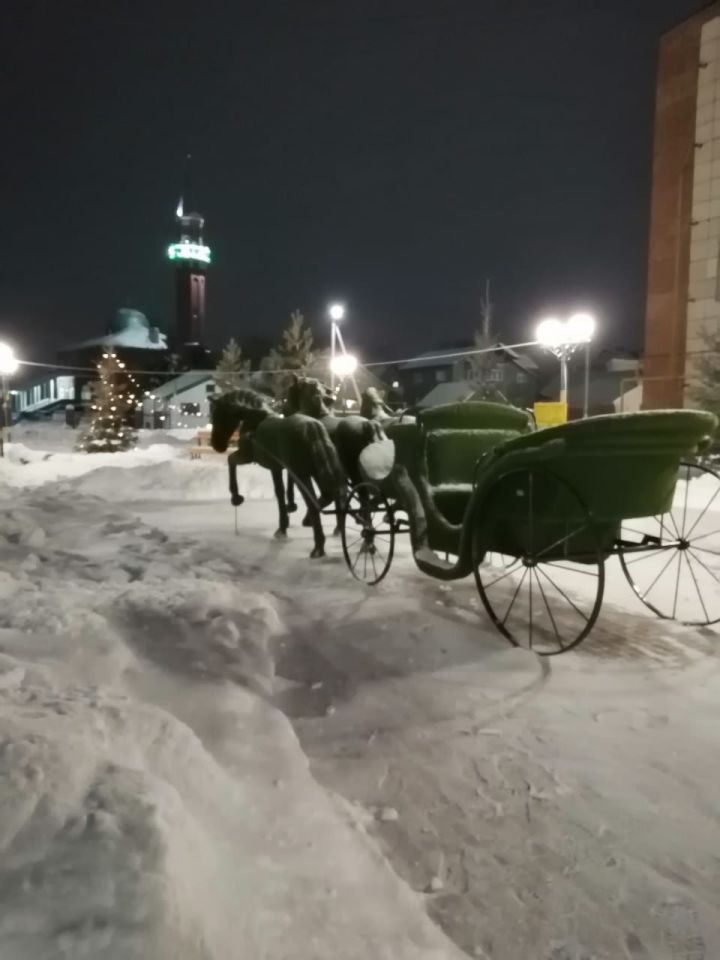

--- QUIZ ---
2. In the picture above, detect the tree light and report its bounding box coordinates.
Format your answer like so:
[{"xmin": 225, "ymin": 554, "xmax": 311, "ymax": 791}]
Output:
[
  {"xmin": 328, "ymin": 303, "xmax": 346, "ymax": 322},
  {"xmin": 329, "ymin": 353, "xmax": 358, "ymax": 377}
]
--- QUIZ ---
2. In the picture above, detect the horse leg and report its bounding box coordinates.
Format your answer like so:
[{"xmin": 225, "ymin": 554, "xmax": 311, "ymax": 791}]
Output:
[
  {"xmin": 302, "ymin": 477, "xmax": 317, "ymax": 527},
  {"xmin": 297, "ymin": 475, "xmax": 326, "ymax": 558},
  {"xmin": 272, "ymin": 468, "xmax": 289, "ymax": 539},
  {"xmin": 228, "ymin": 451, "xmax": 245, "ymax": 507},
  {"xmin": 286, "ymin": 474, "xmax": 298, "ymax": 514}
]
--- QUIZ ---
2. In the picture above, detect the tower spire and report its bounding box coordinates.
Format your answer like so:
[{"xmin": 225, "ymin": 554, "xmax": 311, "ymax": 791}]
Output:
[{"xmin": 175, "ymin": 153, "xmax": 192, "ymax": 219}]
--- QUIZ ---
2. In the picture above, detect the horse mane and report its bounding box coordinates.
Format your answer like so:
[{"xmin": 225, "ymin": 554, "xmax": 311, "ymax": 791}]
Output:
[{"xmin": 216, "ymin": 388, "xmax": 273, "ymax": 412}]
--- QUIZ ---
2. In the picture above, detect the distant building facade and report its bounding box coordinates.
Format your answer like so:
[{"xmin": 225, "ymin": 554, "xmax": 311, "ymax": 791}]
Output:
[
  {"xmin": 14, "ymin": 308, "xmax": 171, "ymax": 419},
  {"xmin": 645, "ymin": 5, "xmax": 720, "ymax": 408},
  {"xmin": 141, "ymin": 371, "xmax": 216, "ymax": 429},
  {"xmin": 388, "ymin": 343, "xmax": 538, "ymax": 407}
]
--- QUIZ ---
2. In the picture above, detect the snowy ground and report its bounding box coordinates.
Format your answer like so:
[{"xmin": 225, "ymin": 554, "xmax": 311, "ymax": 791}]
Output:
[{"xmin": 0, "ymin": 425, "xmax": 718, "ymax": 959}]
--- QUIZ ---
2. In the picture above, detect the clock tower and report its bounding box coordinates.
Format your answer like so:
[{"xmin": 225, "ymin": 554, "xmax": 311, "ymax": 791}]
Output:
[{"xmin": 167, "ymin": 174, "xmax": 211, "ymax": 347}]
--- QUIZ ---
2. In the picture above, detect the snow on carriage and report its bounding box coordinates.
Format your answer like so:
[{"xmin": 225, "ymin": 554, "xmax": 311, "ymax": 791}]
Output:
[{"xmin": 340, "ymin": 402, "xmax": 720, "ymax": 655}]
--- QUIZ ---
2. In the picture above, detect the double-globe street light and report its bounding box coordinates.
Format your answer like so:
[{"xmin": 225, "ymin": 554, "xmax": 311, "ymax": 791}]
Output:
[
  {"xmin": 536, "ymin": 312, "xmax": 596, "ymax": 418},
  {"xmin": 0, "ymin": 342, "xmax": 19, "ymax": 457}
]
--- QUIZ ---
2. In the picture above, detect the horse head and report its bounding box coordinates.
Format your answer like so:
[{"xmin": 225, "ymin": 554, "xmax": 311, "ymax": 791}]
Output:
[
  {"xmin": 360, "ymin": 387, "xmax": 392, "ymax": 421},
  {"xmin": 211, "ymin": 389, "xmax": 271, "ymax": 452},
  {"xmin": 292, "ymin": 377, "xmax": 335, "ymax": 418}
]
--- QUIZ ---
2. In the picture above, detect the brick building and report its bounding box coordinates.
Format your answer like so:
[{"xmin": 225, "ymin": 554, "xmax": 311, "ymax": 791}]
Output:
[{"xmin": 645, "ymin": 4, "xmax": 720, "ymax": 408}]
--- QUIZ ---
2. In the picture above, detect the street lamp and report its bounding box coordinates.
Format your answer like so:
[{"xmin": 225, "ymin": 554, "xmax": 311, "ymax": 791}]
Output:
[
  {"xmin": 0, "ymin": 343, "xmax": 19, "ymax": 457},
  {"xmin": 536, "ymin": 313, "xmax": 595, "ymax": 416},
  {"xmin": 329, "ymin": 352, "xmax": 358, "ymax": 378},
  {"xmin": 327, "ymin": 301, "xmax": 360, "ymax": 403}
]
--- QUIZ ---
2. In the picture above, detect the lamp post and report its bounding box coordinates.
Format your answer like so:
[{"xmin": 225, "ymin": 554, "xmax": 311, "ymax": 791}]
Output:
[
  {"xmin": 327, "ymin": 302, "xmax": 361, "ymax": 405},
  {"xmin": 0, "ymin": 343, "xmax": 19, "ymax": 457},
  {"xmin": 328, "ymin": 302, "xmax": 346, "ymax": 393},
  {"xmin": 536, "ymin": 313, "xmax": 595, "ymax": 417}
]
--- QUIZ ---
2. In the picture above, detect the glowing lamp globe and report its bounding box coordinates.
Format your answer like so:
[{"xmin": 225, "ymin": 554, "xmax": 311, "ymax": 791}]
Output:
[
  {"xmin": 328, "ymin": 303, "xmax": 346, "ymax": 322},
  {"xmin": 329, "ymin": 353, "xmax": 358, "ymax": 378},
  {"xmin": 567, "ymin": 312, "xmax": 596, "ymax": 344},
  {"xmin": 536, "ymin": 318, "xmax": 564, "ymax": 349},
  {"xmin": 0, "ymin": 343, "xmax": 18, "ymax": 376}
]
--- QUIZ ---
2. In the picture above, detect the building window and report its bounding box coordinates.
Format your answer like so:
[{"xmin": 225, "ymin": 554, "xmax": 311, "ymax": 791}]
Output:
[
  {"xmin": 56, "ymin": 376, "xmax": 75, "ymax": 400},
  {"xmin": 516, "ymin": 371, "xmax": 527, "ymax": 383},
  {"xmin": 180, "ymin": 402, "xmax": 200, "ymax": 415},
  {"xmin": 435, "ymin": 369, "xmax": 448, "ymax": 382},
  {"xmin": 488, "ymin": 368, "xmax": 503, "ymax": 383},
  {"xmin": 205, "ymin": 383, "xmax": 216, "ymax": 395}
]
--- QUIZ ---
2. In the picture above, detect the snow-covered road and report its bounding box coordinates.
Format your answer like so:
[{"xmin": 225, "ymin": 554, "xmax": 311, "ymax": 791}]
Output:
[{"xmin": 1, "ymin": 426, "xmax": 718, "ymax": 959}]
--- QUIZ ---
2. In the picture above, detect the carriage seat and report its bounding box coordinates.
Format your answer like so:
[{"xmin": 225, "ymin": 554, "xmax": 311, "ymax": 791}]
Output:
[{"xmin": 426, "ymin": 428, "xmax": 523, "ymax": 523}]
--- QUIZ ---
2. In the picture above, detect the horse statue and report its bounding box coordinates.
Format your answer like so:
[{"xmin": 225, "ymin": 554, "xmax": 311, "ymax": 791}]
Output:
[
  {"xmin": 284, "ymin": 376, "xmax": 393, "ymax": 485},
  {"xmin": 218, "ymin": 393, "xmax": 297, "ymax": 516},
  {"xmin": 359, "ymin": 386, "xmax": 416, "ymax": 425},
  {"xmin": 211, "ymin": 388, "xmax": 346, "ymax": 558}
]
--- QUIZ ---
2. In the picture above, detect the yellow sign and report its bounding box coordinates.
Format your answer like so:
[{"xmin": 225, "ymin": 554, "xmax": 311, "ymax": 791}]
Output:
[{"xmin": 534, "ymin": 401, "xmax": 568, "ymax": 428}]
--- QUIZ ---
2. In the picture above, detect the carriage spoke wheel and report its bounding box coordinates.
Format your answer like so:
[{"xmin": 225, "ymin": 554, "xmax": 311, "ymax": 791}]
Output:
[
  {"xmin": 472, "ymin": 469, "xmax": 605, "ymax": 655},
  {"xmin": 618, "ymin": 460, "xmax": 720, "ymax": 626},
  {"xmin": 340, "ymin": 482, "xmax": 395, "ymax": 585}
]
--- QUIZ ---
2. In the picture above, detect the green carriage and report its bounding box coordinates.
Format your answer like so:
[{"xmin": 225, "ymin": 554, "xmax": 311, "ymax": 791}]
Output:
[{"xmin": 340, "ymin": 402, "xmax": 720, "ymax": 655}]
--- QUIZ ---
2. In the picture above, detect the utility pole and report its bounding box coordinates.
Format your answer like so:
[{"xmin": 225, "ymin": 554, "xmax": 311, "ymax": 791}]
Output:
[{"xmin": 480, "ymin": 278, "xmax": 492, "ymax": 341}]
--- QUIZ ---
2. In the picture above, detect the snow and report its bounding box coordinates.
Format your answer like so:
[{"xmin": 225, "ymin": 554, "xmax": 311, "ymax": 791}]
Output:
[
  {"xmin": 0, "ymin": 423, "xmax": 718, "ymax": 959},
  {"xmin": 1, "ymin": 426, "xmax": 273, "ymax": 502},
  {"xmin": 76, "ymin": 329, "xmax": 168, "ymax": 351}
]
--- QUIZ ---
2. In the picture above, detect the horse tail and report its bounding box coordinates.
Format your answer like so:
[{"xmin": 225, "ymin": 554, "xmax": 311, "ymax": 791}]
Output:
[{"xmin": 306, "ymin": 419, "xmax": 345, "ymax": 497}]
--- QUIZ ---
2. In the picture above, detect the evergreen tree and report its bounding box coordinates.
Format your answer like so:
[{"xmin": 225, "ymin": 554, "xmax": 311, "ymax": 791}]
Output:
[
  {"xmin": 215, "ymin": 337, "xmax": 251, "ymax": 394},
  {"xmin": 468, "ymin": 280, "xmax": 508, "ymax": 403},
  {"xmin": 691, "ymin": 323, "xmax": 720, "ymax": 420},
  {"xmin": 77, "ymin": 352, "xmax": 137, "ymax": 453},
  {"xmin": 263, "ymin": 310, "xmax": 315, "ymax": 397}
]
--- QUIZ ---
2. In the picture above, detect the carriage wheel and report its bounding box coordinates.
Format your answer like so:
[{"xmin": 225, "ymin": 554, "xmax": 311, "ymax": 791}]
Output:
[
  {"xmin": 472, "ymin": 469, "xmax": 605, "ymax": 655},
  {"xmin": 340, "ymin": 482, "xmax": 395, "ymax": 585},
  {"xmin": 618, "ymin": 460, "xmax": 720, "ymax": 626}
]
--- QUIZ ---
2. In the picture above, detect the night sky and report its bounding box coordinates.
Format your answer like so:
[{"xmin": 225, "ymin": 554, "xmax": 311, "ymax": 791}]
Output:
[{"xmin": 0, "ymin": 0, "xmax": 710, "ymax": 364}]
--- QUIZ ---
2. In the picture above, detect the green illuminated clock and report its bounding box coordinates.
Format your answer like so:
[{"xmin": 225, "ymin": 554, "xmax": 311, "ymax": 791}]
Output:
[{"xmin": 167, "ymin": 241, "xmax": 212, "ymax": 264}]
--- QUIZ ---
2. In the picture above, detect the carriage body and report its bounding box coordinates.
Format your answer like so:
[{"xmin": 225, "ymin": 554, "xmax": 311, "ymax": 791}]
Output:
[{"xmin": 345, "ymin": 403, "xmax": 719, "ymax": 654}]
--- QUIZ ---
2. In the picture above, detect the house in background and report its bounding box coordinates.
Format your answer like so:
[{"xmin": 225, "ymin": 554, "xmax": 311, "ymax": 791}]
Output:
[
  {"xmin": 388, "ymin": 342, "xmax": 539, "ymax": 407},
  {"xmin": 13, "ymin": 372, "xmax": 86, "ymax": 419},
  {"xmin": 539, "ymin": 354, "xmax": 641, "ymax": 419},
  {"xmin": 141, "ymin": 371, "xmax": 216, "ymax": 429},
  {"xmin": 13, "ymin": 308, "xmax": 174, "ymax": 421}
]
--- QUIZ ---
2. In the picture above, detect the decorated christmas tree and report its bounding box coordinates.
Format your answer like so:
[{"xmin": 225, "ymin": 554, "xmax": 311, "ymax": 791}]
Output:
[
  {"xmin": 77, "ymin": 352, "xmax": 138, "ymax": 453},
  {"xmin": 215, "ymin": 337, "xmax": 251, "ymax": 395}
]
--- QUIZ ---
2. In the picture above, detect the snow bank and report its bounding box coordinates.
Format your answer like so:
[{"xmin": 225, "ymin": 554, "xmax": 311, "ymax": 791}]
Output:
[
  {"xmin": 62, "ymin": 459, "xmax": 274, "ymax": 503},
  {"xmin": 1, "ymin": 442, "xmax": 186, "ymax": 489},
  {"xmin": 0, "ymin": 491, "xmax": 463, "ymax": 960},
  {"xmin": 1, "ymin": 422, "xmax": 275, "ymax": 503}
]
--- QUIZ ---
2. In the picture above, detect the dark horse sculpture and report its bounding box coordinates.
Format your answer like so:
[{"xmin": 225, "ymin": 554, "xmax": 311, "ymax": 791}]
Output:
[
  {"xmin": 211, "ymin": 389, "xmax": 345, "ymax": 558},
  {"xmin": 284, "ymin": 377, "xmax": 388, "ymax": 479},
  {"xmin": 359, "ymin": 386, "xmax": 416, "ymax": 425}
]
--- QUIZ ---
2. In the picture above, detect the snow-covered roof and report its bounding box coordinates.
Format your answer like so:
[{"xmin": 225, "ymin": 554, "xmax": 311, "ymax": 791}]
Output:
[
  {"xmin": 417, "ymin": 380, "xmax": 476, "ymax": 408},
  {"xmin": 75, "ymin": 328, "xmax": 168, "ymax": 351},
  {"xmin": 398, "ymin": 348, "xmax": 469, "ymax": 371},
  {"xmin": 398, "ymin": 342, "xmax": 538, "ymax": 372},
  {"xmin": 150, "ymin": 371, "xmax": 213, "ymax": 399}
]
